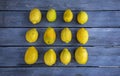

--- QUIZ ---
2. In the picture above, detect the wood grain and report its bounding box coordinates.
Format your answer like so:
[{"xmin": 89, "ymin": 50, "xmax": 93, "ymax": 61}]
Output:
[
  {"xmin": 0, "ymin": 67, "xmax": 119, "ymax": 76},
  {"xmin": 0, "ymin": 11, "xmax": 120, "ymax": 28},
  {"xmin": 0, "ymin": 0, "xmax": 120, "ymax": 75},
  {"xmin": 0, "ymin": 0, "xmax": 120, "ymax": 10},
  {"xmin": 0, "ymin": 28, "xmax": 119, "ymax": 46},
  {"xmin": 0, "ymin": 46, "xmax": 119, "ymax": 66}
]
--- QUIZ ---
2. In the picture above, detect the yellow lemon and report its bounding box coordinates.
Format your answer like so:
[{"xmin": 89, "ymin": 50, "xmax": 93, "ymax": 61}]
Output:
[
  {"xmin": 75, "ymin": 47, "xmax": 88, "ymax": 64},
  {"xmin": 29, "ymin": 8, "xmax": 42, "ymax": 25},
  {"xmin": 77, "ymin": 28, "xmax": 89, "ymax": 44},
  {"xmin": 60, "ymin": 48, "xmax": 71, "ymax": 65},
  {"xmin": 26, "ymin": 28, "xmax": 38, "ymax": 43},
  {"xmin": 47, "ymin": 8, "xmax": 57, "ymax": 22},
  {"xmin": 63, "ymin": 9, "xmax": 73, "ymax": 22},
  {"xmin": 24, "ymin": 46, "xmax": 38, "ymax": 65},
  {"xmin": 44, "ymin": 49, "xmax": 56, "ymax": 66},
  {"xmin": 44, "ymin": 27, "xmax": 56, "ymax": 45},
  {"xmin": 77, "ymin": 11, "xmax": 88, "ymax": 24},
  {"xmin": 61, "ymin": 28, "xmax": 72, "ymax": 43}
]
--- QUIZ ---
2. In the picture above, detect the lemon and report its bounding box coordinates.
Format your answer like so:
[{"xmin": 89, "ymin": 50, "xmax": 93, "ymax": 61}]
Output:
[
  {"xmin": 44, "ymin": 27, "xmax": 56, "ymax": 45},
  {"xmin": 24, "ymin": 46, "xmax": 38, "ymax": 65},
  {"xmin": 60, "ymin": 48, "xmax": 71, "ymax": 65},
  {"xmin": 61, "ymin": 27, "xmax": 72, "ymax": 43},
  {"xmin": 26, "ymin": 28, "xmax": 38, "ymax": 43},
  {"xmin": 77, "ymin": 11, "xmax": 88, "ymax": 24},
  {"xmin": 44, "ymin": 49, "xmax": 56, "ymax": 66},
  {"xmin": 29, "ymin": 8, "xmax": 42, "ymax": 25},
  {"xmin": 75, "ymin": 47, "xmax": 88, "ymax": 64},
  {"xmin": 77, "ymin": 28, "xmax": 89, "ymax": 44},
  {"xmin": 63, "ymin": 9, "xmax": 73, "ymax": 22},
  {"xmin": 47, "ymin": 8, "xmax": 57, "ymax": 22}
]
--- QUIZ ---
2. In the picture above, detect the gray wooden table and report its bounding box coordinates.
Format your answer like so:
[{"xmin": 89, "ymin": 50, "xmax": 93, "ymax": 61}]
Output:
[{"xmin": 0, "ymin": 0, "xmax": 120, "ymax": 76}]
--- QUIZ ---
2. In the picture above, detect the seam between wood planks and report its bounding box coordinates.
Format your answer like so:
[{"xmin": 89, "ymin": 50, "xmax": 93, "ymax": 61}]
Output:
[
  {"xmin": 1, "ymin": 10, "xmax": 120, "ymax": 12},
  {"xmin": 0, "ymin": 66, "xmax": 119, "ymax": 68}
]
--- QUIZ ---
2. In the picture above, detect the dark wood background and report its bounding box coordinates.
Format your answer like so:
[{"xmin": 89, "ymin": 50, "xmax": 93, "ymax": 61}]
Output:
[{"xmin": 0, "ymin": 0, "xmax": 120, "ymax": 76}]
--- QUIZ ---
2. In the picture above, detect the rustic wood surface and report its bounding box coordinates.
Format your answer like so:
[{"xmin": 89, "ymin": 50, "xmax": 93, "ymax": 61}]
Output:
[
  {"xmin": 0, "ymin": 0, "xmax": 120, "ymax": 10},
  {"xmin": 0, "ymin": 28, "xmax": 119, "ymax": 46},
  {"xmin": 0, "ymin": 11, "xmax": 120, "ymax": 28},
  {"xmin": 0, "ymin": 0, "xmax": 120, "ymax": 76}
]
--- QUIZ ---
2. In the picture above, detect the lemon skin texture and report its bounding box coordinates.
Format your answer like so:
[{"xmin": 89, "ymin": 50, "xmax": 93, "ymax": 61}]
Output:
[
  {"xmin": 29, "ymin": 8, "xmax": 42, "ymax": 25},
  {"xmin": 47, "ymin": 8, "xmax": 57, "ymax": 22},
  {"xmin": 26, "ymin": 28, "xmax": 39, "ymax": 43},
  {"xmin": 44, "ymin": 27, "xmax": 56, "ymax": 45},
  {"xmin": 75, "ymin": 47, "xmax": 88, "ymax": 64},
  {"xmin": 63, "ymin": 9, "xmax": 73, "ymax": 22},
  {"xmin": 77, "ymin": 11, "xmax": 88, "ymax": 25},
  {"xmin": 77, "ymin": 28, "xmax": 89, "ymax": 45},
  {"xmin": 61, "ymin": 27, "xmax": 72, "ymax": 43},
  {"xmin": 44, "ymin": 49, "xmax": 57, "ymax": 66},
  {"xmin": 60, "ymin": 48, "xmax": 71, "ymax": 65},
  {"xmin": 24, "ymin": 46, "xmax": 38, "ymax": 65}
]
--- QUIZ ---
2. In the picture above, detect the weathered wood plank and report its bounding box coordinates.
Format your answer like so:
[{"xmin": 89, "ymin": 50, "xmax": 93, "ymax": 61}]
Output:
[
  {"xmin": 0, "ymin": 46, "xmax": 119, "ymax": 66},
  {"xmin": 0, "ymin": 28, "xmax": 119, "ymax": 46},
  {"xmin": 0, "ymin": 1, "xmax": 119, "ymax": 76},
  {"xmin": 0, "ymin": 67, "xmax": 119, "ymax": 76},
  {"xmin": 0, "ymin": 0, "xmax": 120, "ymax": 10},
  {"xmin": 0, "ymin": 11, "xmax": 120, "ymax": 27}
]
